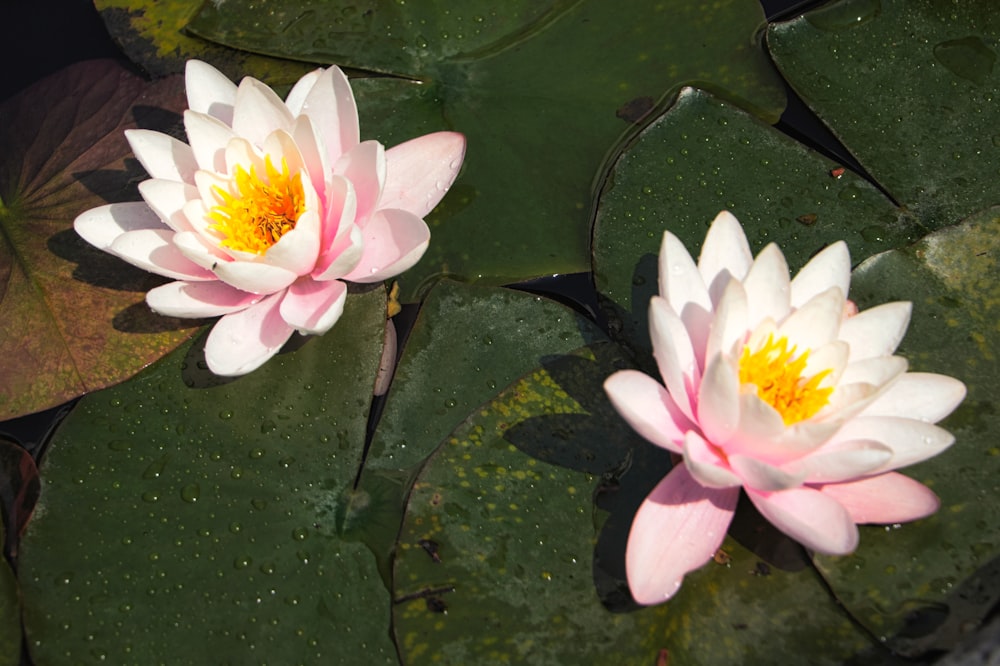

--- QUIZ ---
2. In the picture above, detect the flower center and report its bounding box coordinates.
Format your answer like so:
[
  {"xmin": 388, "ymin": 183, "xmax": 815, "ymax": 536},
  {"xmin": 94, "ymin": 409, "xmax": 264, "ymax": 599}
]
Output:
[
  {"xmin": 738, "ymin": 334, "xmax": 833, "ymax": 425},
  {"xmin": 208, "ymin": 156, "xmax": 305, "ymax": 254}
]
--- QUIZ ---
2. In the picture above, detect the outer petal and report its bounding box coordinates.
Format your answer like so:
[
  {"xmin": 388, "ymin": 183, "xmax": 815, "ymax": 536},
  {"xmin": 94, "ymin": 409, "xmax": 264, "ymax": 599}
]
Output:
[
  {"xmin": 231, "ymin": 77, "xmax": 295, "ymax": 147},
  {"xmin": 697, "ymin": 210, "xmax": 753, "ymax": 305},
  {"xmin": 861, "ymin": 372, "xmax": 966, "ymax": 423},
  {"xmin": 839, "ymin": 301, "xmax": 912, "ymax": 361},
  {"xmin": 604, "ymin": 370, "xmax": 694, "ymax": 454},
  {"xmin": 74, "ymin": 202, "xmax": 165, "ymax": 250},
  {"xmin": 830, "ymin": 416, "xmax": 955, "ymax": 473},
  {"xmin": 138, "ymin": 179, "xmax": 198, "ymax": 234},
  {"xmin": 279, "ymin": 278, "xmax": 348, "ymax": 335},
  {"xmin": 125, "ymin": 129, "xmax": 198, "ymax": 183},
  {"xmin": 204, "ymin": 292, "xmax": 295, "ymax": 376},
  {"xmin": 658, "ymin": 231, "xmax": 712, "ymax": 365},
  {"xmin": 298, "ymin": 65, "xmax": 360, "ymax": 164},
  {"xmin": 284, "ymin": 69, "xmax": 322, "ymax": 116},
  {"xmin": 704, "ymin": 278, "xmax": 748, "ymax": 362},
  {"xmin": 783, "ymin": 439, "xmax": 893, "ymax": 484},
  {"xmin": 380, "ymin": 132, "xmax": 467, "ymax": 218},
  {"xmin": 697, "ymin": 354, "xmax": 740, "ymax": 447},
  {"xmin": 836, "ymin": 356, "xmax": 908, "ymax": 391},
  {"xmin": 147, "ymin": 280, "xmax": 260, "ymax": 318},
  {"xmin": 790, "ymin": 241, "xmax": 850, "ymax": 309},
  {"xmin": 728, "ymin": 454, "xmax": 805, "ymax": 492},
  {"xmin": 212, "ymin": 258, "xmax": 298, "ymax": 294},
  {"xmin": 185, "ymin": 60, "xmax": 237, "ymax": 125},
  {"xmin": 314, "ymin": 224, "xmax": 363, "ymax": 281},
  {"xmin": 342, "ymin": 208, "xmax": 429, "ymax": 283},
  {"xmin": 649, "ymin": 296, "xmax": 700, "ymax": 421},
  {"xmin": 777, "ymin": 286, "xmax": 844, "ymax": 351},
  {"xmin": 626, "ymin": 464, "xmax": 739, "ymax": 605},
  {"xmin": 815, "ymin": 473, "xmax": 940, "ymax": 524},
  {"xmin": 747, "ymin": 486, "xmax": 859, "ymax": 555},
  {"xmin": 108, "ymin": 229, "xmax": 215, "ymax": 281}
]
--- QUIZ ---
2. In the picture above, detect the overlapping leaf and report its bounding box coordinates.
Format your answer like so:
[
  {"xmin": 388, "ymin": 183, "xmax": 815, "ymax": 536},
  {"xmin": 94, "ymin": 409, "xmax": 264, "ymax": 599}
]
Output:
[
  {"xmin": 0, "ymin": 60, "xmax": 200, "ymax": 420},
  {"xmin": 185, "ymin": 0, "xmax": 787, "ymax": 300}
]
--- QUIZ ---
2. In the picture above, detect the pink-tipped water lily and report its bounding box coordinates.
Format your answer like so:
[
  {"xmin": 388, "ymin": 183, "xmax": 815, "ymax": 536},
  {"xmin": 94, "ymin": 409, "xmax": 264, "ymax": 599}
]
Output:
[
  {"xmin": 604, "ymin": 211, "xmax": 966, "ymax": 606},
  {"xmin": 75, "ymin": 60, "xmax": 465, "ymax": 375}
]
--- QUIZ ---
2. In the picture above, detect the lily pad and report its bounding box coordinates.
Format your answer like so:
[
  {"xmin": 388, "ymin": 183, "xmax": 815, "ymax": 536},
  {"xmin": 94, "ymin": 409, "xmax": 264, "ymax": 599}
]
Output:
[
  {"xmin": 95, "ymin": 0, "xmax": 316, "ymax": 83},
  {"xmin": 592, "ymin": 86, "xmax": 924, "ymax": 362},
  {"xmin": 393, "ymin": 347, "xmax": 880, "ymax": 664},
  {"xmin": 0, "ymin": 60, "xmax": 200, "ymax": 421},
  {"xmin": 811, "ymin": 210, "xmax": 1000, "ymax": 656},
  {"xmin": 17, "ymin": 287, "xmax": 395, "ymax": 664},
  {"xmin": 0, "ymin": 518, "xmax": 19, "ymax": 666},
  {"xmin": 186, "ymin": 0, "xmax": 787, "ymax": 300},
  {"xmin": 768, "ymin": 0, "xmax": 1000, "ymax": 227}
]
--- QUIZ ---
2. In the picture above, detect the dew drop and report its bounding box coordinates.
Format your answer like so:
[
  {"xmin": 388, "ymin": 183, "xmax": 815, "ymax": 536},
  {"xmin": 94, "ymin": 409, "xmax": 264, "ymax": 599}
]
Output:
[{"xmin": 180, "ymin": 483, "xmax": 201, "ymax": 503}]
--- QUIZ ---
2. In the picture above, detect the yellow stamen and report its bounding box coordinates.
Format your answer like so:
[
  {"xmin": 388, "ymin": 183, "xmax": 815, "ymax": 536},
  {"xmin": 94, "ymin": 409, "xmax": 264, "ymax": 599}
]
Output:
[
  {"xmin": 207, "ymin": 156, "xmax": 305, "ymax": 254},
  {"xmin": 738, "ymin": 334, "xmax": 833, "ymax": 425}
]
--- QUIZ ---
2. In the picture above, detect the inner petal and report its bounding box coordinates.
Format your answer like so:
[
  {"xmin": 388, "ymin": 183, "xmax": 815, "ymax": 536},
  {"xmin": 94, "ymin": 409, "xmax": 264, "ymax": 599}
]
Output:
[{"xmin": 739, "ymin": 333, "xmax": 833, "ymax": 426}]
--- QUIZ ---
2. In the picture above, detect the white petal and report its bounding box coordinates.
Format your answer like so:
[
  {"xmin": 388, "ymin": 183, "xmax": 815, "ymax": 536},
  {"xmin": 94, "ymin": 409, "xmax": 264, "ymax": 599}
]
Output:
[
  {"xmin": 125, "ymin": 129, "xmax": 198, "ymax": 183},
  {"xmin": 697, "ymin": 354, "xmax": 740, "ymax": 447},
  {"xmin": 185, "ymin": 60, "xmax": 237, "ymax": 125},
  {"xmin": 74, "ymin": 202, "xmax": 165, "ymax": 251},
  {"xmin": 790, "ymin": 241, "xmax": 851, "ymax": 309},
  {"xmin": 279, "ymin": 278, "xmax": 348, "ymax": 335},
  {"xmin": 343, "ymin": 208, "xmax": 429, "ymax": 283},
  {"xmin": 381, "ymin": 131, "xmax": 467, "ymax": 218},
  {"xmin": 648, "ymin": 296, "xmax": 700, "ymax": 421},
  {"xmin": 334, "ymin": 140, "xmax": 386, "ymax": 223},
  {"xmin": 172, "ymin": 231, "xmax": 229, "ymax": 270},
  {"xmin": 777, "ymin": 286, "xmax": 844, "ymax": 351},
  {"xmin": 743, "ymin": 243, "xmax": 791, "ymax": 328},
  {"xmin": 831, "ymin": 416, "xmax": 955, "ymax": 473},
  {"xmin": 284, "ymin": 69, "xmax": 323, "ymax": 116},
  {"xmin": 786, "ymin": 439, "xmax": 894, "ymax": 484},
  {"xmin": 298, "ymin": 65, "xmax": 360, "ymax": 164},
  {"xmin": 204, "ymin": 292, "xmax": 294, "ymax": 376},
  {"xmin": 658, "ymin": 231, "xmax": 712, "ymax": 366},
  {"xmin": 147, "ymin": 280, "xmax": 260, "ymax": 317},
  {"xmin": 704, "ymin": 278, "xmax": 749, "ymax": 362},
  {"xmin": 861, "ymin": 372, "xmax": 967, "ymax": 423},
  {"xmin": 138, "ymin": 179, "xmax": 199, "ymax": 234},
  {"xmin": 184, "ymin": 110, "xmax": 235, "ymax": 173},
  {"xmin": 698, "ymin": 211, "xmax": 753, "ymax": 305},
  {"xmin": 212, "ymin": 259, "xmax": 298, "ymax": 294},
  {"xmin": 839, "ymin": 301, "xmax": 912, "ymax": 361},
  {"xmin": 109, "ymin": 228, "xmax": 215, "ymax": 281},
  {"xmin": 232, "ymin": 77, "xmax": 295, "ymax": 147},
  {"xmin": 837, "ymin": 355, "xmax": 908, "ymax": 389},
  {"xmin": 604, "ymin": 370, "xmax": 695, "ymax": 454},
  {"xmin": 728, "ymin": 454, "xmax": 805, "ymax": 492}
]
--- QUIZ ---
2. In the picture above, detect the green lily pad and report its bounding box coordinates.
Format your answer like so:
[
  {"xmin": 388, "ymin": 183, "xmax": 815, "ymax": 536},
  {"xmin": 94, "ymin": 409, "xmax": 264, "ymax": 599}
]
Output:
[
  {"xmin": 95, "ymin": 0, "xmax": 316, "ymax": 83},
  {"xmin": 768, "ymin": 0, "xmax": 1000, "ymax": 227},
  {"xmin": 0, "ymin": 60, "xmax": 202, "ymax": 421},
  {"xmin": 364, "ymin": 280, "xmax": 607, "ymax": 475},
  {"xmin": 186, "ymin": 0, "xmax": 786, "ymax": 300},
  {"xmin": 17, "ymin": 287, "xmax": 397, "ymax": 664},
  {"xmin": 393, "ymin": 347, "xmax": 880, "ymax": 664},
  {"xmin": 811, "ymin": 210, "xmax": 1000, "ymax": 657},
  {"xmin": 592, "ymin": 86, "xmax": 924, "ymax": 362}
]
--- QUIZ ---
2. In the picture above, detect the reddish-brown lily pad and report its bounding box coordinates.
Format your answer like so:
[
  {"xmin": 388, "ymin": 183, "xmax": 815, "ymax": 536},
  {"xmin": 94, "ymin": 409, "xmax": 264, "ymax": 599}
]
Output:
[{"xmin": 0, "ymin": 59, "xmax": 201, "ymax": 420}]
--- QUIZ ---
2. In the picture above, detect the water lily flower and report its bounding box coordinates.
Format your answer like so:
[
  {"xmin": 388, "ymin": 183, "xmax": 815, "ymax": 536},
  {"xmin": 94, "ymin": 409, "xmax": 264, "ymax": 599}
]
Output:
[
  {"xmin": 604, "ymin": 211, "xmax": 966, "ymax": 605},
  {"xmin": 75, "ymin": 61, "xmax": 465, "ymax": 375}
]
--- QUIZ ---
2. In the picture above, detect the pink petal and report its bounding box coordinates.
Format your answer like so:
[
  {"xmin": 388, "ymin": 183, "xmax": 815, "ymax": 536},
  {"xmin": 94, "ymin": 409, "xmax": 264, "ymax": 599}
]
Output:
[
  {"xmin": 729, "ymin": 454, "xmax": 804, "ymax": 492},
  {"xmin": 682, "ymin": 431, "xmax": 742, "ymax": 488},
  {"xmin": 315, "ymin": 224, "xmax": 363, "ymax": 281},
  {"xmin": 830, "ymin": 416, "xmax": 955, "ymax": 473},
  {"xmin": 790, "ymin": 241, "xmax": 850, "ymax": 309},
  {"xmin": 743, "ymin": 244, "xmax": 791, "ymax": 327},
  {"xmin": 138, "ymin": 179, "xmax": 198, "ymax": 234},
  {"xmin": 74, "ymin": 202, "xmax": 165, "ymax": 250},
  {"xmin": 658, "ymin": 231, "xmax": 712, "ymax": 366},
  {"xmin": 314, "ymin": 177, "xmax": 361, "ymax": 278},
  {"xmin": 815, "ymin": 472, "xmax": 940, "ymax": 524},
  {"xmin": 292, "ymin": 115, "xmax": 329, "ymax": 198},
  {"xmin": 284, "ymin": 69, "xmax": 322, "ymax": 116},
  {"xmin": 626, "ymin": 464, "xmax": 739, "ymax": 605},
  {"xmin": 839, "ymin": 301, "xmax": 912, "ymax": 362},
  {"xmin": 146, "ymin": 280, "xmax": 260, "ymax": 318},
  {"xmin": 648, "ymin": 296, "xmax": 700, "ymax": 422},
  {"xmin": 125, "ymin": 129, "xmax": 198, "ymax": 184},
  {"xmin": 381, "ymin": 132, "xmax": 467, "ymax": 218},
  {"xmin": 784, "ymin": 439, "xmax": 892, "ymax": 484},
  {"xmin": 747, "ymin": 486, "xmax": 859, "ymax": 555},
  {"xmin": 603, "ymin": 370, "xmax": 694, "ymax": 454},
  {"xmin": 697, "ymin": 354, "xmax": 740, "ymax": 447},
  {"xmin": 334, "ymin": 140, "xmax": 386, "ymax": 224},
  {"xmin": 185, "ymin": 60, "xmax": 237, "ymax": 126},
  {"xmin": 697, "ymin": 210, "xmax": 753, "ymax": 305},
  {"xmin": 204, "ymin": 292, "xmax": 294, "ymax": 376},
  {"xmin": 108, "ymin": 228, "xmax": 215, "ymax": 281},
  {"xmin": 861, "ymin": 372, "xmax": 966, "ymax": 423},
  {"xmin": 342, "ymin": 208, "xmax": 429, "ymax": 283},
  {"xmin": 298, "ymin": 65, "xmax": 360, "ymax": 164},
  {"xmin": 232, "ymin": 77, "xmax": 295, "ymax": 147},
  {"xmin": 279, "ymin": 278, "xmax": 348, "ymax": 335},
  {"xmin": 183, "ymin": 110, "xmax": 234, "ymax": 173},
  {"xmin": 212, "ymin": 258, "xmax": 298, "ymax": 294}
]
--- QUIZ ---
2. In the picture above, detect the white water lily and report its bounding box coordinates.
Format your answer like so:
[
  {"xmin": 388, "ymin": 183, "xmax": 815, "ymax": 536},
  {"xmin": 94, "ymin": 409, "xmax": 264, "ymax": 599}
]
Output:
[
  {"xmin": 604, "ymin": 211, "xmax": 966, "ymax": 605},
  {"xmin": 76, "ymin": 61, "xmax": 465, "ymax": 375}
]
